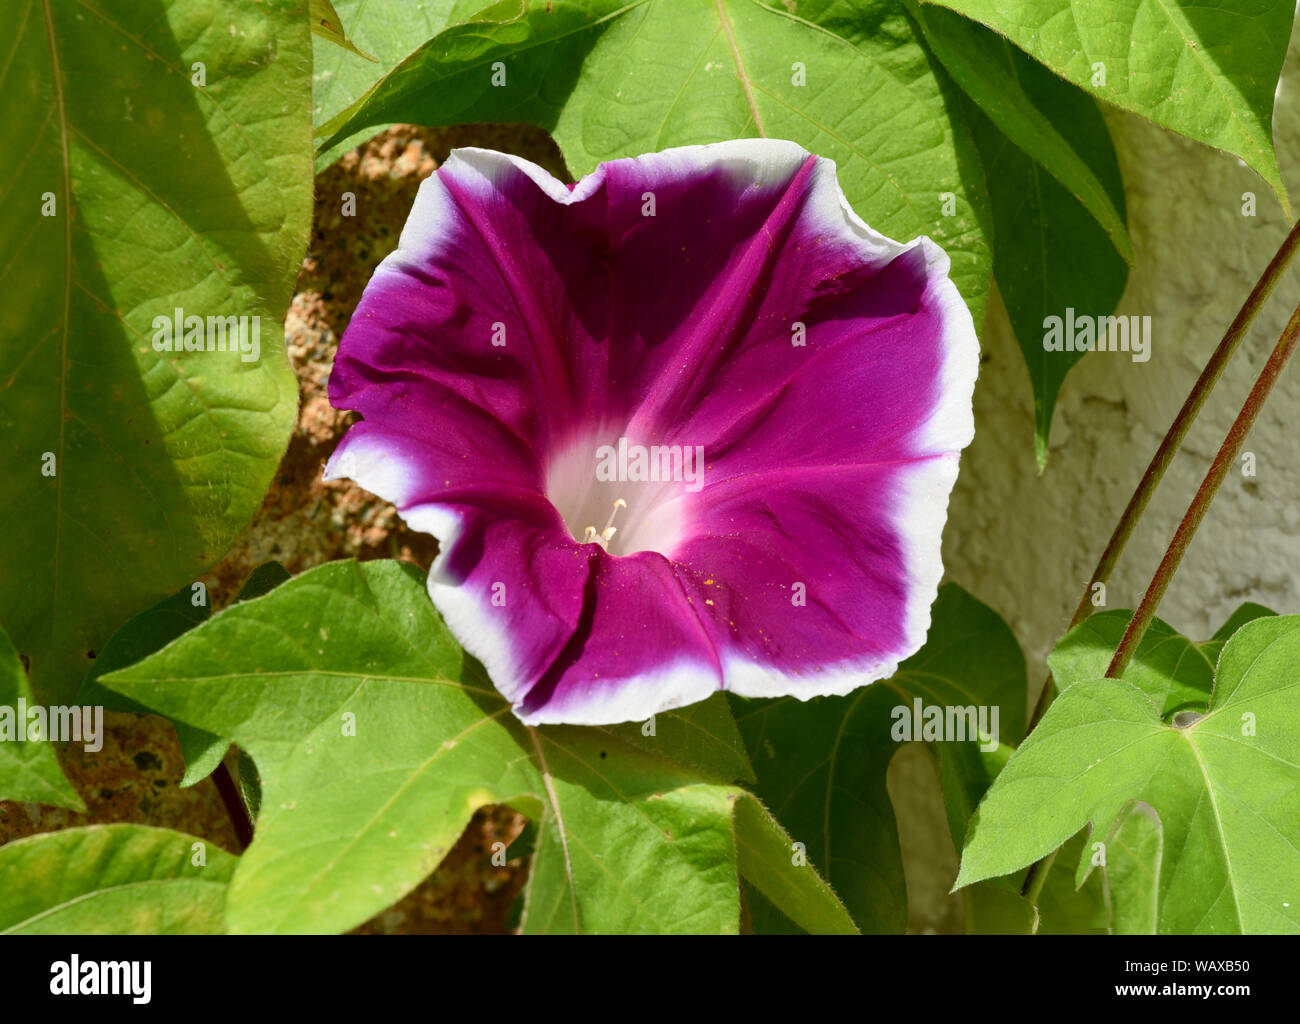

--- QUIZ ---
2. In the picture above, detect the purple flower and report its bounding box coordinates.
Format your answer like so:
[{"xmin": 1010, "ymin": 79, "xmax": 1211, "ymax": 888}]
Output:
[{"xmin": 325, "ymin": 140, "xmax": 978, "ymax": 725}]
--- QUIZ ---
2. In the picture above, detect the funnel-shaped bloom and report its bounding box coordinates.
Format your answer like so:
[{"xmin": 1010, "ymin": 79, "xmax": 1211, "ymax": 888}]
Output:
[{"xmin": 325, "ymin": 140, "xmax": 977, "ymax": 725}]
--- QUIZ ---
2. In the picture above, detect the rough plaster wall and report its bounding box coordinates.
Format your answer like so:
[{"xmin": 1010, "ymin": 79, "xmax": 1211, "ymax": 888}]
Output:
[
  {"xmin": 945, "ymin": 26, "xmax": 1300, "ymax": 686},
  {"xmin": 898, "ymin": 23, "xmax": 1300, "ymax": 932}
]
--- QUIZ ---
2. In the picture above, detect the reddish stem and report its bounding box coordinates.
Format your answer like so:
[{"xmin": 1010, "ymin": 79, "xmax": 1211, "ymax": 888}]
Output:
[
  {"xmin": 1107, "ymin": 296, "xmax": 1300, "ymax": 677},
  {"xmin": 1025, "ymin": 217, "xmax": 1300, "ymax": 731},
  {"xmin": 213, "ymin": 760, "xmax": 254, "ymax": 851}
]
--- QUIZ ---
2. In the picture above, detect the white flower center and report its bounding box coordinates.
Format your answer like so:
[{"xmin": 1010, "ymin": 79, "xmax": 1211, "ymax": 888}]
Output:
[{"xmin": 545, "ymin": 433, "xmax": 693, "ymax": 558}]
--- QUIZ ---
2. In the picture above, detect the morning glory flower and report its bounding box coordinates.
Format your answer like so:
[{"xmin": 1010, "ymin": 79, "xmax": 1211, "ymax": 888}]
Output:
[{"xmin": 325, "ymin": 140, "xmax": 978, "ymax": 726}]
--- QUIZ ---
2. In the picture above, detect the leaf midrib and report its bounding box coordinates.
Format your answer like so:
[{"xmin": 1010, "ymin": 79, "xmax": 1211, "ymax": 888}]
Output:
[
  {"xmin": 39, "ymin": 0, "xmax": 71, "ymax": 657},
  {"xmin": 714, "ymin": 0, "xmax": 765, "ymax": 135},
  {"xmin": 1180, "ymin": 729, "xmax": 1243, "ymax": 931}
]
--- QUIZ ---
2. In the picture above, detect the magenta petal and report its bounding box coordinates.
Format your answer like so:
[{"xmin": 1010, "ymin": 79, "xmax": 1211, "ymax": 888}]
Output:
[{"xmin": 326, "ymin": 140, "xmax": 978, "ymax": 725}]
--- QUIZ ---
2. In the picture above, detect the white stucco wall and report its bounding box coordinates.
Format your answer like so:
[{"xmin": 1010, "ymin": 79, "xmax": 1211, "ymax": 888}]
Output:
[{"xmin": 943, "ymin": 25, "xmax": 1300, "ymax": 689}]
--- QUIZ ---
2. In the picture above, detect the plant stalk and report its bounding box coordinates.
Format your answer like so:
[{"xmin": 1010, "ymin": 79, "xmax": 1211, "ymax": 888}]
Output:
[
  {"xmin": 213, "ymin": 760, "xmax": 254, "ymax": 851},
  {"xmin": 1106, "ymin": 294, "xmax": 1300, "ymax": 676},
  {"xmin": 1025, "ymin": 216, "xmax": 1300, "ymax": 732}
]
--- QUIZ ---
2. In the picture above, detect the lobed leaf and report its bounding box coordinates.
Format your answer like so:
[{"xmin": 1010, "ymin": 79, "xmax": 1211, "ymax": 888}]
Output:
[{"xmin": 957, "ymin": 614, "xmax": 1300, "ymax": 934}]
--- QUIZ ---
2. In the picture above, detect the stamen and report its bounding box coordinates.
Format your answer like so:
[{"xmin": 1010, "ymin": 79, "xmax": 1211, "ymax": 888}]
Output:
[
  {"xmin": 581, "ymin": 499, "xmax": 627, "ymax": 551},
  {"xmin": 602, "ymin": 499, "xmax": 627, "ymax": 536}
]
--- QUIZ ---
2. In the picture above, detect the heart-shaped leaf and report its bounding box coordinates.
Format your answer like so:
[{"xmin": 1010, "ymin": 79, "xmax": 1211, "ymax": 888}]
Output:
[
  {"xmin": 0, "ymin": 0, "xmax": 313, "ymax": 702},
  {"xmin": 958, "ymin": 58, "xmax": 1128, "ymax": 466},
  {"xmin": 909, "ymin": 0, "xmax": 1130, "ymax": 262}
]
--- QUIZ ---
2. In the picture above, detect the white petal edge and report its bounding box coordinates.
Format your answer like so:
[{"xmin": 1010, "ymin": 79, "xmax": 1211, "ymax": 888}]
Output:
[{"xmin": 802, "ymin": 154, "xmax": 980, "ymax": 456}]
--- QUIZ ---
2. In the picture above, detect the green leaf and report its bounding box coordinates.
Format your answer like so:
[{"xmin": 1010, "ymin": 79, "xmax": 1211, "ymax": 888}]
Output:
[
  {"xmin": 1201, "ymin": 602, "xmax": 1276, "ymax": 666},
  {"xmin": 0, "ymin": 0, "xmax": 313, "ymax": 703},
  {"xmin": 961, "ymin": 60, "xmax": 1128, "ymax": 466},
  {"xmin": 235, "ymin": 559, "xmax": 292, "ymax": 602},
  {"xmin": 910, "ymin": 1, "xmax": 1135, "ymax": 459},
  {"xmin": 0, "ymin": 623, "xmax": 82, "ymax": 809},
  {"xmin": 1033, "ymin": 606, "xmax": 1277, "ymax": 932},
  {"xmin": 76, "ymin": 583, "xmax": 223, "ymax": 786},
  {"xmin": 315, "ymin": 0, "xmax": 992, "ymax": 328},
  {"xmin": 101, "ymin": 559, "xmax": 847, "ymax": 934},
  {"xmin": 76, "ymin": 564, "xmax": 294, "ymax": 787},
  {"xmin": 1036, "ymin": 829, "xmax": 1108, "ymax": 934},
  {"xmin": 517, "ymin": 728, "xmax": 847, "ymax": 935},
  {"xmin": 926, "ymin": 0, "xmax": 1292, "ymax": 213},
  {"xmin": 1049, "ymin": 611, "xmax": 1212, "ymax": 717},
  {"xmin": 732, "ymin": 792, "xmax": 858, "ymax": 935},
  {"xmin": 312, "ymin": 0, "xmax": 458, "ymax": 170},
  {"xmin": 908, "ymin": 0, "xmax": 1130, "ymax": 262},
  {"xmin": 0, "ymin": 824, "xmax": 237, "ymax": 934},
  {"xmin": 935, "ymin": 737, "xmax": 1014, "ymax": 855},
  {"xmin": 310, "ymin": 0, "xmax": 379, "ymax": 63},
  {"xmin": 605, "ymin": 691, "xmax": 754, "ymax": 784},
  {"xmin": 236, "ymin": 746, "xmax": 262, "ymax": 822},
  {"xmin": 1092, "ymin": 800, "xmax": 1162, "ymax": 935},
  {"xmin": 961, "ymin": 878, "xmax": 1037, "ymax": 934},
  {"xmin": 957, "ymin": 614, "xmax": 1300, "ymax": 934},
  {"xmin": 962, "ymin": 830, "xmax": 1107, "ymax": 934},
  {"xmin": 734, "ymin": 583, "xmax": 1026, "ymax": 932}
]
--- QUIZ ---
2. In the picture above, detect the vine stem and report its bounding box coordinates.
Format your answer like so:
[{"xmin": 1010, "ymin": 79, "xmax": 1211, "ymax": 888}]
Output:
[
  {"xmin": 213, "ymin": 760, "xmax": 254, "ymax": 851},
  {"xmin": 1106, "ymin": 295, "xmax": 1300, "ymax": 677},
  {"xmin": 1018, "ymin": 219, "xmax": 1300, "ymax": 904},
  {"xmin": 1025, "ymin": 216, "xmax": 1300, "ymax": 734}
]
